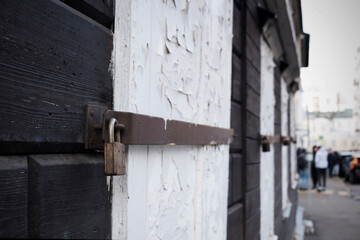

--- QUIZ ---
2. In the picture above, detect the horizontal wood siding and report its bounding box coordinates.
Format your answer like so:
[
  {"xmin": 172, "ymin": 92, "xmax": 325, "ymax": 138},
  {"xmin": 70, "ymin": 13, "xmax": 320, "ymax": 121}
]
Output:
[
  {"xmin": 274, "ymin": 66, "xmax": 282, "ymax": 236},
  {"xmin": 28, "ymin": 154, "xmax": 110, "ymax": 239},
  {"xmin": 0, "ymin": 156, "xmax": 28, "ymax": 238},
  {"xmin": 60, "ymin": 0, "xmax": 114, "ymax": 28},
  {"xmin": 243, "ymin": 1, "xmax": 264, "ymax": 239},
  {"xmin": 278, "ymin": 189, "xmax": 297, "ymax": 240},
  {"xmin": 228, "ymin": 0, "xmax": 265, "ymax": 238},
  {"xmin": 0, "ymin": 153, "xmax": 111, "ymax": 239},
  {"xmin": 227, "ymin": 203, "xmax": 244, "ymax": 240},
  {"xmin": 278, "ymin": 84, "xmax": 297, "ymax": 240},
  {"xmin": 0, "ymin": 0, "xmax": 113, "ymax": 154},
  {"xmin": 227, "ymin": 1, "xmax": 245, "ymax": 239}
]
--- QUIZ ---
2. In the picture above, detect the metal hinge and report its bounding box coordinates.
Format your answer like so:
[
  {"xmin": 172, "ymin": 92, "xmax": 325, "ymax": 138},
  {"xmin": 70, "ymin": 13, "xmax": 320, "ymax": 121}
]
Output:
[{"xmin": 85, "ymin": 104, "xmax": 234, "ymax": 175}]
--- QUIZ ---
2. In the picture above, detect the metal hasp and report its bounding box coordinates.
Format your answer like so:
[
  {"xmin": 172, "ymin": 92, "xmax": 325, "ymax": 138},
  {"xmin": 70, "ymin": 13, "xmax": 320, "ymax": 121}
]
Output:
[
  {"xmin": 281, "ymin": 136, "xmax": 291, "ymax": 146},
  {"xmin": 85, "ymin": 104, "xmax": 234, "ymax": 175},
  {"xmin": 259, "ymin": 134, "xmax": 280, "ymax": 152},
  {"xmin": 102, "ymin": 110, "xmax": 234, "ymax": 146}
]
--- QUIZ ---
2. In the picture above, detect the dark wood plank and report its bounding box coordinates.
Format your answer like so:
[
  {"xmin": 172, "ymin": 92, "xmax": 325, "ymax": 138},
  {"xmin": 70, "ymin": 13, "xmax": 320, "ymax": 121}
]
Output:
[
  {"xmin": 275, "ymin": 109, "xmax": 281, "ymax": 125},
  {"xmin": 228, "ymin": 156, "xmax": 233, "ymax": 205},
  {"xmin": 245, "ymin": 112, "xmax": 260, "ymax": 139},
  {"xmin": 278, "ymin": 203, "xmax": 296, "ymax": 240},
  {"xmin": 246, "ymin": 35, "xmax": 260, "ymax": 72},
  {"xmin": 0, "ymin": 156, "xmax": 28, "ymax": 238},
  {"xmin": 246, "ymin": 86, "xmax": 260, "ymax": 117},
  {"xmin": 246, "ymin": 163, "xmax": 259, "ymax": 191},
  {"xmin": 246, "ymin": 60, "xmax": 261, "ymax": 94},
  {"xmin": 60, "ymin": 0, "xmax": 114, "ymax": 28},
  {"xmin": 245, "ymin": 212, "xmax": 260, "ymax": 240},
  {"xmin": 245, "ymin": 187, "xmax": 260, "ymax": 219},
  {"xmin": 275, "ymin": 163, "xmax": 282, "ymax": 183},
  {"xmin": 275, "ymin": 184, "xmax": 282, "ymax": 210},
  {"xmin": 233, "ymin": 5, "xmax": 242, "ymax": 55},
  {"xmin": 232, "ymin": 53, "xmax": 242, "ymax": 103},
  {"xmin": 0, "ymin": 0, "xmax": 113, "ymax": 153},
  {"xmin": 234, "ymin": 0, "xmax": 242, "ymax": 9},
  {"xmin": 245, "ymin": 138, "xmax": 260, "ymax": 164},
  {"xmin": 275, "ymin": 214, "xmax": 282, "ymax": 237},
  {"xmin": 230, "ymin": 102, "xmax": 242, "ymax": 152},
  {"xmin": 246, "ymin": 9, "xmax": 260, "ymax": 49},
  {"xmin": 232, "ymin": 154, "xmax": 243, "ymax": 202},
  {"xmin": 246, "ymin": 0, "xmax": 260, "ymax": 19},
  {"xmin": 28, "ymin": 154, "xmax": 110, "ymax": 239},
  {"xmin": 227, "ymin": 203, "xmax": 244, "ymax": 240}
]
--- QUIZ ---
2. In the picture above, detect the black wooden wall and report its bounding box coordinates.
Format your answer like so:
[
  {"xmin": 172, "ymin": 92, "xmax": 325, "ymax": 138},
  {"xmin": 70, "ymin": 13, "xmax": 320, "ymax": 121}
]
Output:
[
  {"xmin": 0, "ymin": 0, "xmax": 113, "ymax": 238},
  {"xmin": 227, "ymin": 0, "xmax": 263, "ymax": 239},
  {"xmin": 0, "ymin": 154, "xmax": 110, "ymax": 239},
  {"xmin": 273, "ymin": 67, "xmax": 298, "ymax": 240},
  {"xmin": 0, "ymin": 0, "xmax": 113, "ymax": 154},
  {"xmin": 228, "ymin": 1, "xmax": 299, "ymax": 239},
  {"xmin": 274, "ymin": 66, "xmax": 283, "ymax": 236}
]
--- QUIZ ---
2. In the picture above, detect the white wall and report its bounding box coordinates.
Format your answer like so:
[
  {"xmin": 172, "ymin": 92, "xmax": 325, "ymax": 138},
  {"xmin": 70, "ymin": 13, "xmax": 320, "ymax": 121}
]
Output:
[
  {"xmin": 281, "ymin": 78, "xmax": 289, "ymax": 210},
  {"xmin": 111, "ymin": 0, "xmax": 233, "ymax": 239},
  {"xmin": 260, "ymin": 37, "xmax": 277, "ymax": 240}
]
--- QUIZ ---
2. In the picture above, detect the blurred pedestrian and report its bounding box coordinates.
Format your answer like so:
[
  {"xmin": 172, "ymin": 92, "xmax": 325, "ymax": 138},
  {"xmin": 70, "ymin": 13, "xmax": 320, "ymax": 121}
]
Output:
[
  {"xmin": 328, "ymin": 149, "xmax": 335, "ymax": 178},
  {"xmin": 315, "ymin": 146, "xmax": 328, "ymax": 191},
  {"xmin": 311, "ymin": 145, "xmax": 318, "ymax": 189},
  {"xmin": 297, "ymin": 148, "xmax": 308, "ymax": 190},
  {"xmin": 333, "ymin": 151, "xmax": 341, "ymax": 176}
]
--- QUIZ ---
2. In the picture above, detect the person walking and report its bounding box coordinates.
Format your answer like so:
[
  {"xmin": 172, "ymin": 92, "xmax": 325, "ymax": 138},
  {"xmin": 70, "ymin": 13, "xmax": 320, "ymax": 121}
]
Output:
[
  {"xmin": 311, "ymin": 145, "xmax": 318, "ymax": 189},
  {"xmin": 315, "ymin": 146, "xmax": 328, "ymax": 191},
  {"xmin": 328, "ymin": 149, "xmax": 335, "ymax": 178},
  {"xmin": 297, "ymin": 148, "xmax": 308, "ymax": 190}
]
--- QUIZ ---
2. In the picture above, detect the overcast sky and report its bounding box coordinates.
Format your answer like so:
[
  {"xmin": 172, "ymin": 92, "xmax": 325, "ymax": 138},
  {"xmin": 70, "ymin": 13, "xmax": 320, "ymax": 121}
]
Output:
[{"xmin": 301, "ymin": 0, "xmax": 360, "ymax": 107}]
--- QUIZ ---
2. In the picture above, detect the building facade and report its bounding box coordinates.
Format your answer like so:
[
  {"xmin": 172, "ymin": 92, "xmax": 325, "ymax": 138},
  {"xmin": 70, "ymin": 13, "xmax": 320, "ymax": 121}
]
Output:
[{"xmin": 0, "ymin": 0, "xmax": 308, "ymax": 239}]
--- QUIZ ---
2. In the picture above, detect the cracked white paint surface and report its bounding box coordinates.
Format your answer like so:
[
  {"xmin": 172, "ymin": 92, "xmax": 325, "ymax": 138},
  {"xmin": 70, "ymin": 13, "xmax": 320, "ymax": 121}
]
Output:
[
  {"xmin": 260, "ymin": 37, "xmax": 277, "ymax": 240},
  {"xmin": 281, "ymin": 78, "xmax": 289, "ymax": 210},
  {"xmin": 111, "ymin": 0, "xmax": 233, "ymax": 239}
]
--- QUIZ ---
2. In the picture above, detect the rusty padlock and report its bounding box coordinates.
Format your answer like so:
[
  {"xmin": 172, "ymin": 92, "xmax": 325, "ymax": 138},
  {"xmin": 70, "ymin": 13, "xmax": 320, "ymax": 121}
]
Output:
[
  {"xmin": 261, "ymin": 136, "xmax": 271, "ymax": 152},
  {"xmin": 104, "ymin": 118, "xmax": 126, "ymax": 175}
]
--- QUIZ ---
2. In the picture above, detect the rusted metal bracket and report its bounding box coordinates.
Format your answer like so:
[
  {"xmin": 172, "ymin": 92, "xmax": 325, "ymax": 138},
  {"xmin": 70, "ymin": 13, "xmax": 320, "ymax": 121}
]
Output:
[
  {"xmin": 85, "ymin": 104, "xmax": 108, "ymax": 149},
  {"xmin": 259, "ymin": 134, "xmax": 280, "ymax": 152},
  {"xmin": 101, "ymin": 109, "xmax": 234, "ymax": 146},
  {"xmin": 86, "ymin": 104, "xmax": 234, "ymax": 148},
  {"xmin": 281, "ymin": 136, "xmax": 291, "ymax": 146},
  {"xmin": 85, "ymin": 104, "xmax": 234, "ymax": 175}
]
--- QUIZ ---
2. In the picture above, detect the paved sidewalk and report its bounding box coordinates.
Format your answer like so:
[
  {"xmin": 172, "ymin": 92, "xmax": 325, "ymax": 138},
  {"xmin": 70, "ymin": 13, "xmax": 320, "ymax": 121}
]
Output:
[{"xmin": 298, "ymin": 177, "xmax": 360, "ymax": 240}]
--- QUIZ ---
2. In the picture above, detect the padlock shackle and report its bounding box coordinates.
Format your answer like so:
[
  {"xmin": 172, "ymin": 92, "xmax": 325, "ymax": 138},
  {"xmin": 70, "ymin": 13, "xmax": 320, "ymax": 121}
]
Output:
[{"xmin": 108, "ymin": 118, "xmax": 118, "ymax": 143}]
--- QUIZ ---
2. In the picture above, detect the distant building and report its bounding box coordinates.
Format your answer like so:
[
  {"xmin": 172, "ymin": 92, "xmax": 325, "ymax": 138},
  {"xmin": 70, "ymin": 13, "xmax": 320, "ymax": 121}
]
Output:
[{"xmin": 300, "ymin": 89, "xmax": 359, "ymax": 150}]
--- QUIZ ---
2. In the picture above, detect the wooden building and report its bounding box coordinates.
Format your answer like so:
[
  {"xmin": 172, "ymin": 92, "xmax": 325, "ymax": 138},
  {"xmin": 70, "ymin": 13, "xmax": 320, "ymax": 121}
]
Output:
[
  {"xmin": 228, "ymin": 1, "xmax": 309, "ymax": 239},
  {"xmin": 0, "ymin": 0, "xmax": 308, "ymax": 239}
]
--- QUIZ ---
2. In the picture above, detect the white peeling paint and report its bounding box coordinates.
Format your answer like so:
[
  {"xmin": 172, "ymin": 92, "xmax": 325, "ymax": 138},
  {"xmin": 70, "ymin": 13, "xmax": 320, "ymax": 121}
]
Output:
[
  {"xmin": 281, "ymin": 77, "xmax": 290, "ymax": 211},
  {"xmin": 111, "ymin": 0, "xmax": 233, "ymax": 239},
  {"xmin": 260, "ymin": 37, "xmax": 277, "ymax": 240}
]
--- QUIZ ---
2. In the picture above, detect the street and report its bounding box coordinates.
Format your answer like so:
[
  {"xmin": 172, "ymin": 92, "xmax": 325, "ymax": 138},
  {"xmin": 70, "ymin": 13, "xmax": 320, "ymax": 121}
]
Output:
[{"xmin": 299, "ymin": 177, "xmax": 360, "ymax": 240}]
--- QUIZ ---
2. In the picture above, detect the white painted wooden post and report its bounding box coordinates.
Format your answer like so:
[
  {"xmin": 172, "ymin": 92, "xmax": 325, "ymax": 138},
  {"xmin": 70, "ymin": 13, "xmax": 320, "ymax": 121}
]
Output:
[
  {"xmin": 260, "ymin": 37, "xmax": 277, "ymax": 240},
  {"xmin": 281, "ymin": 78, "xmax": 290, "ymax": 213},
  {"xmin": 111, "ymin": 0, "xmax": 233, "ymax": 239}
]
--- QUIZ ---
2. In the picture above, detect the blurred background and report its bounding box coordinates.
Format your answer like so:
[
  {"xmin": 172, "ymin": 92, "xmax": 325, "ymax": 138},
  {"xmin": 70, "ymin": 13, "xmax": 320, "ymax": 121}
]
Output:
[{"xmin": 297, "ymin": 0, "xmax": 360, "ymax": 151}]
